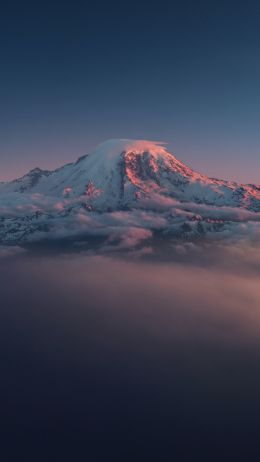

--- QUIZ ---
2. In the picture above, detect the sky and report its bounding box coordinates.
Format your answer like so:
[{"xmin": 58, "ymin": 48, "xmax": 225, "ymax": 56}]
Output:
[{"xmin": 1, "ymin": 0, "xmax": 260, "ymax": 183}]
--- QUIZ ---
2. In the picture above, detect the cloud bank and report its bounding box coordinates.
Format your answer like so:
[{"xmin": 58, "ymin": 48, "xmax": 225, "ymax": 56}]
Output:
[
  {"xmin": 0, "ymin": 191, "xmax": 260, "ymax": 250},
  {"xmin": 1, "ymin": 247, "xmax": 260, "ymax": 459}
]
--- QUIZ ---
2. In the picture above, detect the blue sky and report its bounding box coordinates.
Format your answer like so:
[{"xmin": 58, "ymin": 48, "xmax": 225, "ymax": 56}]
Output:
[{"xmin": 1, "ymin": 0, "xmax": 260, "ymax": 183}]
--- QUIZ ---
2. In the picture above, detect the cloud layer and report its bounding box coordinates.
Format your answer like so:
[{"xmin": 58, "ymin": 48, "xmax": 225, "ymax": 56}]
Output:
[
  {"xmin": 0, "ymin": 191, "xmax": 260, "ymax": 250},
  {"xmin": 1, "ymin": 246, "xmax": 260, "ymax": 459}
]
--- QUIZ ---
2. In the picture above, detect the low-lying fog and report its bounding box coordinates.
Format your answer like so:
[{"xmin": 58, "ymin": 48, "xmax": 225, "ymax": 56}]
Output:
[{"xmin": 1, "ymin": 242, "xmax": 260, "ymax": 461}]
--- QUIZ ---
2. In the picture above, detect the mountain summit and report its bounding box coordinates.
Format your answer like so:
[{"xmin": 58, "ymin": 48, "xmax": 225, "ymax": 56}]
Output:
[{"xmin": 0, "ymin": 139, "xmax": 260, "ymax": 246}]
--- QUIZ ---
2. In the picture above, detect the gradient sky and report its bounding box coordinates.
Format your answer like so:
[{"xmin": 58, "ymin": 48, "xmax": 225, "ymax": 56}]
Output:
[{"xmin": 1, "ymin": 0, "xmax": 260, "ymax": 183}]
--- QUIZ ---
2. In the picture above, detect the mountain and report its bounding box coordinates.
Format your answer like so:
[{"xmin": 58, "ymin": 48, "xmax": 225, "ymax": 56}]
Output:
[
  {"xmin": 1, "ymin": 139, "xmax": 260, "ymax": 210},
  {"xmin": 0, "ymin": 139, "xmax": 260, "ymax": 247}
]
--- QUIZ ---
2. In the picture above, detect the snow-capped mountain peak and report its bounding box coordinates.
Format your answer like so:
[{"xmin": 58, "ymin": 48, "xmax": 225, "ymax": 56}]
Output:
[
  {"xmin": 1, "ymin": 139, "xmax": 259, "ymax": 210},
  {"xmin": 0, "ymin": 139, "xmax": 259, "ymax": 246}
]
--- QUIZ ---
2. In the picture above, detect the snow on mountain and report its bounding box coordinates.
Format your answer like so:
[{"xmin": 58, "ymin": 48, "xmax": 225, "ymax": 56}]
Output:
[
  {"xmin": 1, "ymin": 139, "xmax": 260, "ymax": 210},
  {"xmin": 0, "ymin": 139, "xmax": 260, "ymax": 247}
]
